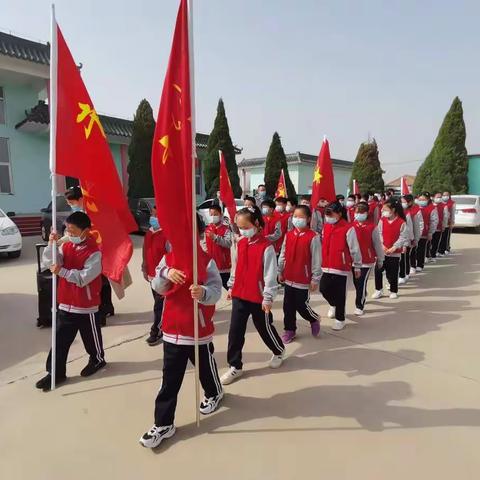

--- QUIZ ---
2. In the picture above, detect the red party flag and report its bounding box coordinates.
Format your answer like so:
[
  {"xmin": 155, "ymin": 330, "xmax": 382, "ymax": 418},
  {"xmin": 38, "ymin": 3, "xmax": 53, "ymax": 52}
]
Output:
[
  {"xmin": 311, "ymin": 137, "xmax": 336, "ymax": 207},
  {"xmin": 275, "ymin": 169, "xmax": 287, "ymax": 198},
  {"xmin": 219, "ymin": 151, "xmax": 237, "ymax": 222},
  {"xmin": 53, "ymin": 20, "xmax": 137, "ymax": 285},
  {"xmin": 401, "ymin": 176, "xmax": 410, "ymax": 195}
]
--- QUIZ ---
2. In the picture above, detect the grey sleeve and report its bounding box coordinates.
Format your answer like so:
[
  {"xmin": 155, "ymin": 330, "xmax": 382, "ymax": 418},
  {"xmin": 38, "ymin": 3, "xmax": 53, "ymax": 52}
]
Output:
[
  {"xmin": 443, "ymin": 207, "xmax": 449, "ymax": 229},
  {"xmin": 450, "ymin": 203, "xmax": 455, "ymax": 225},
  {"xmin": 287, "ymin": 216, "xmax": 293, "ymax": 231},
  {"xmin": 263, "ymin": 245, "xmax": 278, "ymax": 305},
  {"xmin": 59, "ymin": 251, "xmax": 102, "ymax": 288},
  {"xmin": 311, "ymin": 210, "xmax": 323, "ymax": 235},
  {"xmin": 41, "ymin": 242, "xmax": 64, "ymax": 270},
  {"xmin": 265, "ymin": 220, "xmax": 282, "ymax": 242},
  {"xmin": 414, "ymin": 212, "xmax": 423, "ymax": 242},
  {"xmin": 346, "ymin": 227, "xmax": 362, "ymax": 268},
  {"xmin": 372, "ymin": 227, "xmax": 385, "ymax": 264},
  {"xmin": 277, "ymin": 236, "xmax": 287, "ymax": 274},
  {"xmin": 214, "ymin": 229, "xmax": 232, "ymax": 249},
  {"xmin": 429, "ymin": 209, "xmax": 439, "ymax": 235},
  {"xmin": 227, "ymin": 237, "xmax": 239, "ymax": 289},
  {"xmin": 405, "ymin": 215, "xmax": 414, "ymax": 244},
  {"xmin": 310, "ymin": 235, "xmax": 322, "ymax": 284},
  {"xmin": 392, "ymin": 222, "xmax": 409, "ymax": 249},
  {"xmin": 373, "ymin": 207, "xmax": 380, "ymax": 225},
  {"xmin": 199, "ymin": 259, "xmax": 222, "ymax": 306},
  {"xmin": 150, "ymin": 256, "xmax": 172, "ymax": 295}
]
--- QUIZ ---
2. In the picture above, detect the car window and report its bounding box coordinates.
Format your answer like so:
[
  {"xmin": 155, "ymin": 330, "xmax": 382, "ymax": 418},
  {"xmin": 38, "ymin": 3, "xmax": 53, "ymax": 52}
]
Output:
[
  {"xmin": 453, "ymin": 197, "xmax": 477, "ymax": 206},
  {"xmin": 56, "ymin": 196, "xmax": 69, "ymax": 211},
  {"xmin": 198, "ymin": 200, "xmax": 213, "ymax": 209}
]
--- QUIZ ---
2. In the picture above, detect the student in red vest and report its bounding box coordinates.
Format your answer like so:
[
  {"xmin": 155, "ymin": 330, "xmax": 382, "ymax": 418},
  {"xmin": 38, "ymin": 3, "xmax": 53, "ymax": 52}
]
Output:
[
  {"xmin": 36, "ymin": 212, "xmax": 105, "ymax": 391},
  {"xmin": 401, "ymin": 194, "xmax": 424, "ymax": 278},
  {"xmin": 260, "ymin": 199, "xmax": 282, "ymax": 249},
  {"xmin": 320, "ymin": 202, "xmax": 362, "ymax": 331},
  {"xmin": 398, "ymin": 198, "xmax": 415, "ymax": 285},
  {"xmin": 351, "ymin": 202, "xmax": 385, "ymax": 315},
  {"xmin": 361, "ymin": 192, "xmax": 380, "ymax": 225},
  {"xmin": 372, "ymin": 199, "xmax": 409, "ymax": 299},
  {"xmin": 416, "ymin": 192, "xmax": 439, "ymax": 271},
  {"xmin": 140, "ymin": 215, "xmax": 223, "ymax": 449},
  {"xmin": 278, "ymin": 205, "xmax": 321, "ymax": 343},
  {"xmin": 274, "ymin": 196, "xmax": 291, "ymax": 252},
  {"xmin": 431, "ymin": 192, "xmax": 449, "ymax": 258},
  {"xmin": 439, "ymin": 191, "xmax": 455, "ymax": 255},
  {"xmin": 205, "ymin": 205, "xmax": 232, "ymax": 291},
  {"xmin": 345, "ymin": 194, "xmax": 357, "ymax": 222},
  {"xmin": 142, "ymin": 206, "xmax": 168, "ymax": 346},
  {"xmin": 311, "ymin": 197, "xmax": 328, "ymax": 235},
  {"xmin": 222, "ymin": 207, "xmax": 285, "ymax": 385},
  {"xmin": 286, "ymin": 197, "xmax": 298, "ymax": 231}
]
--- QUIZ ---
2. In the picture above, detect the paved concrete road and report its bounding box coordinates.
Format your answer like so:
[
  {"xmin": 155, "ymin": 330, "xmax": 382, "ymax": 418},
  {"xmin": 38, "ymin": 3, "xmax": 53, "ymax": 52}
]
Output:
[{"xmin": 0, "ymin": 232, "xmax": 479, "ymax": 480}]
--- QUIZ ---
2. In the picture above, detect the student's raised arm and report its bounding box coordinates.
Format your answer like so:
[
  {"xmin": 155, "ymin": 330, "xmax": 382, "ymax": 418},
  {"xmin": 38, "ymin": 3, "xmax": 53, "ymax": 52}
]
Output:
[{"xmin": 265, "ymin": 220, "xmax": 282, "ymax": 243}]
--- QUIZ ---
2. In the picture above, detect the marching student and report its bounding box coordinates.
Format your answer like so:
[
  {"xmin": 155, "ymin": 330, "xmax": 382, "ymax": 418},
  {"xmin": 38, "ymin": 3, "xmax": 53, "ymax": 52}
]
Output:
[
  {"xmin": 345, "ymin": 194, "xmax": 357, "ymax": 222},
  {"xmin": 336, "ymin": 194, "xmax": 346, "ymax": 207},
  {"xmin": 274, "ymin": 196, "xmax": 291, "ymax": 252},
  {"xmin": 205, "ymin": 204, "xmax": 232, "ymax": 290},
  {"xmin": 35, "ymin": 211, "xmax": 106, "ymax": 391},
  {"xmin": 311, "ymin": 197, "xmax": 329, "ymax": 235},
  {"xmin": 244, "ymin": 195, "xmax": 256, "ymax": 209},
  {"xmin": 299, "ymin": 195, "xmax": 312, "ymax": 207},
  {"xmin": 278, "ymin": 205, "xmax": 321, "ymax": 343},
  {"xmin": 361, "ymin": 192, "xmax": 380, "ymax": 225},
  {"xmin": 142, "ymin": 207, "xmax": 168, "ymax": 346},
  {"xmin": 140, "ymin": 215, "xmax": 223, "ymax": 449},
  {"xmin": 260, "ymin": 199, "xmax": 282, "ymax": 248},
  {"xmin": 439, "ymin": 191, "xmax": 455, "ymax": 254},
  {"xmin": 64, "ymin": 185, "xmax": 84, "ymax": 212},
  {"xmin": 416, "ymin": 193, "xmax": 439, "ymax": 271},
  {"xmin": 398, "ymin": 198, "xmax": 415, "ymax": 285},
  {"xmin": 286, "ymin": 197, "xmax": 298, "ymax": 231},
  {"xmin": 431, "ymin": 192, "xmax": 449, "ymax": 258},
  {"xmin": 401, "ymin": 194, "xmax": 424, "ymax": 277},
  {"xmin": 222, "ymin": 207, "xmax": 285, "ymax": 385},
  {"xmin": 320, "ymin": 202, "xmax": 362, "ymax": 331},
  {"xmin": 372, "ymin": 199, "xmax": 409, "ymax": 299},
  {"xmin": 351, "ymin": 203, "xmax": 385, "ymax": 315}
]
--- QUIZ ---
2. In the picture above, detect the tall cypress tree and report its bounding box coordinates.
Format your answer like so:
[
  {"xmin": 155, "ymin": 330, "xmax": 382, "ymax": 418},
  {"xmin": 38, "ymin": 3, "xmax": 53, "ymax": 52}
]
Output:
[
  {"xmin": 413, "ymin": 97, "xmax": 468, "ymax": 194},
  {"xmin": 203, "ymin": 98, "xmax": 242, "ymax": 198},
  {"xmin": 127, "ymin": 99, "xmax": 156, "ymax": 198},
  {"xmin": 349, "ymin": 139, "xmax": 384, "ymax": 193},
  {"xmin": 264, "ymin": 132, "xmax": 296, "ymax": 199}
]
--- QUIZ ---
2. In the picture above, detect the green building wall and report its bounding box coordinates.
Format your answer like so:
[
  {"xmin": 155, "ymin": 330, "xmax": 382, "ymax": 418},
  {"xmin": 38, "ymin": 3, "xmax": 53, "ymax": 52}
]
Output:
[{"xmin": 468, "ymin": 155, "xmax": 480, "ymax": 195}]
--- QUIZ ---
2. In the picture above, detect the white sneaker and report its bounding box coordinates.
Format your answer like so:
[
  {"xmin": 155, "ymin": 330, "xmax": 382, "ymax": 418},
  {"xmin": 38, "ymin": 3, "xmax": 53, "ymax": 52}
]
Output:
[
  {"xmin": 415, "ymin": 267, "xmax": 423, "ymax": 272},
  {"xmin": 332, "ymin": 320, "xmax": 345, "ymax": 331},
  {"xmin": 354, "ymin": 308, "xmax": 364, "ymax": 316},
  {"xmin": 220, "ymin": 367, "xmax": 243, "ymax": 385},
  {"xmin": 327, "ymin": 306, "xmax": 336, "ymax": 319},
  {"xmin": 269, "ymin": 352, "xmax": 285, "ymax": 369},
  {"xmin": 398, "ymin": 277, "xmax": 406, "ymax": 285},
  {"xmin": 389, "ymin": 292, "xmax": 399, "ymax": 299},
  {"xmin": 139, "ymin": 425, "xmax": 176, "ymax": 448},
  {"xmin": 409, "ymin": 268, "xmax": 416, "ymax": 276},
  {"xmin": 199, "ymin": 392, "xmax": 224, "ymax": 415},
  {"xmin": 437, "ymin": 253, "xmax": 444, "ymax": 257},
  {"xmin": 371, "ymin": 290, "xmax": 383, "ymax": 299}
]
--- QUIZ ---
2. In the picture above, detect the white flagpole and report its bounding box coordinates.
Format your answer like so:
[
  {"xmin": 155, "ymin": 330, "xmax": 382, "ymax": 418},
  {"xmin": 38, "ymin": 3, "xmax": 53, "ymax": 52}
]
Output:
[
  {"xmin": 187, "ymin": 0, "xmax": 201, "ymax": 427},
  {"xmin": 49, "ymin": 3, "xmax": 58, "ymax": 391}
]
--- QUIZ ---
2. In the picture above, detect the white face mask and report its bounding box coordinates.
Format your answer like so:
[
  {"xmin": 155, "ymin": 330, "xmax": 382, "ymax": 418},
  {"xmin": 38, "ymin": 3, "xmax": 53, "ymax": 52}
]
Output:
[
  {"xmin": 292, "ymin": 217, "xmax": 307, "ymax": 229},
  {"xmin": 239, "ymin": 227, "xmax": 256, "ymax": 238},
  {"xmin": 354, "ymin": 213, "xmax": 368, "ymax": 222},
  {"xmin": 382, "ymin": 210, "xmax": 392, "ymax": 219},
  {"xmin": 68, "ymin": 232, "xmax": 85, "ymax": 244},
  {"xmin": 261, "ymin": 207, "xmax": 271, "ymax": 215},
  {"xmin": 275, "ymin": 205, "xmax": 285, "ymax": 213},
  {"xmin": 401, "ymin": 202, "xmax": 408, "ymax": 210},
  {"xmin": 325, "ymin": 216, "xmax": 338, "ymax": 224},
  {"xmin": 286, "ymin": 205, "xmax": 293, "ymax": 213},
  {"xmin": 210, "ymin": 215, "xmax": 220, "ymax": 224},
  {"xmin": 442, "ymin": 196, "xmax": 449, "ymax": 202},
  {"xmin": 433, "ymin": 197, "xmax": 442, "ymax": 204},
  {"xmin": 346, "ymin": 200, "xmax": 355, "ymax": 208}
]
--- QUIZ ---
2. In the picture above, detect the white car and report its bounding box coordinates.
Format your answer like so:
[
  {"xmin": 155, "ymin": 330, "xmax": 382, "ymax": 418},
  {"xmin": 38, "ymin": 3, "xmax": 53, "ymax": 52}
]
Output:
[
  {"xmin": 0, "ymin": 208, "xmax": 22, "ymax": 258},
  {"xmin": 197, "ymin": 198, "xmax": 244, "ymax": 225},
  {"xmin": 452, "ymin": 195, "xmax": 480, "ymax": 230}
]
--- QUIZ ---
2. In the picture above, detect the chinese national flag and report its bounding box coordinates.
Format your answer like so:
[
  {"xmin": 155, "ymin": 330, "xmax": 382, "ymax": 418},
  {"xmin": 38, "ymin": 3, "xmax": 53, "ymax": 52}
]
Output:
[
  {"xmin": 151, "ymin": 0, "xmax": 200, "ymax": 282},
  {"xmin": 219, "ymin": 151, "xmax": 237, "ymax": 222},
  {"xmin": 353, "ymin": 179, "xmax": 360, "ymax": 195},
  {"xmin": 401, "ymin": 176, "xmax": 410, "ymax": 195},
  {"xmin": 275, "ymin": 169, "xmax": 287, "ymax": 198},
  {"xmin": 311, "ymin": 137, "xmax": 336, "ymax": 208},
  {"xmin": 53, "ymin": 21, "xmax": 137, "ymax": 285}
]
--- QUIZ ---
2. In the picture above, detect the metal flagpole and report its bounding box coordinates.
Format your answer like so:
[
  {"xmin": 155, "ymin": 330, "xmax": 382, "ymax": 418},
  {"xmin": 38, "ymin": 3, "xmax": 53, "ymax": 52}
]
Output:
[
  {"xmin": 187, "ymin": 0, "xmax": 201, "ymax": 427},
  {"xmin": 49, "ymin": 3, "xmax": 59, "ymax": 391}
]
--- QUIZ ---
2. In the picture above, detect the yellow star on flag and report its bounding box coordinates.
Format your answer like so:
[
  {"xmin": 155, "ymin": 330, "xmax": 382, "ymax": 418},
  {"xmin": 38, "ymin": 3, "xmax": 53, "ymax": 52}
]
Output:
[{"xmin": 313, "ymin": 167, "xmax": 323, "ymax": 184}]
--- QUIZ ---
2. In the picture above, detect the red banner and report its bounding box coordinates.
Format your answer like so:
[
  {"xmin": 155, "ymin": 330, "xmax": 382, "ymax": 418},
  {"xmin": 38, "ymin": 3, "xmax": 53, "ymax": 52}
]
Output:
[
  {"xmin": 311, "ymin": 138, "xmax": 336, "ymax": 207},
  {"xmin": 275, "ymin": 169, "xmax": 287, "ymax": 198},
  {"xmin": 401, "ymin": 176, "xmax": 410, "ymax": 195},
  {"xmin": 219, "ymin": 151, "xmax": 237, "ymax": 222}
]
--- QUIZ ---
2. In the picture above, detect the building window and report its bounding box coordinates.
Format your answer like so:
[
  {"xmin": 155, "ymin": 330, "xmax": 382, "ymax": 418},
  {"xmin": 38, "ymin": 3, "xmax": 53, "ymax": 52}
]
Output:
[
  {"xmin": 0, "ymin": 87, "xmax": 5, "ymax": 124},
  {"xmin": 0, "ymin": 137, "xmax": 13, "ymax": 194}
]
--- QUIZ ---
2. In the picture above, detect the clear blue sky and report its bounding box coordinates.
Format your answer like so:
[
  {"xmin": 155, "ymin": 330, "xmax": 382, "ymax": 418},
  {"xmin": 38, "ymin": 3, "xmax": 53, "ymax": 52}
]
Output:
[{"xmin": 2, "ymin": 0, "xmax": 480, "ymax": 180}]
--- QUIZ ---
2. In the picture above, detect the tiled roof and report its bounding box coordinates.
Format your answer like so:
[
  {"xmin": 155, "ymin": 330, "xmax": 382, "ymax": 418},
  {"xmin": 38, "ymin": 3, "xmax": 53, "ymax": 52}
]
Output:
[
  {"xmin": 238, "ymin": 151, "xmax": 352, "ymax": 168},
  {"xmin": 0, "ymin": 31, "xmax": 50, "ymax": 65}
]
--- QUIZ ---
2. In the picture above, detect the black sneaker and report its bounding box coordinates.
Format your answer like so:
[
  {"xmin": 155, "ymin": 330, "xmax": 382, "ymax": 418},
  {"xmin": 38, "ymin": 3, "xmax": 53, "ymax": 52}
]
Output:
[
  {"xmin": 139, "ymin": 425, "xmax": 176, "ymax": 448},
  {"xmin": 35, "ymin": 374, "xmax": 67, "ymax": 391},
  {"xmin": 199, "ymin": 392, "xmax": 224, "ymax": 415},
  {"xmin": 80, "ymin": 360, "xmax": 106, "ymax": 377},
  {"xmin": 146, "ymin": 332, "xmax": 163, "ymax": 346}
]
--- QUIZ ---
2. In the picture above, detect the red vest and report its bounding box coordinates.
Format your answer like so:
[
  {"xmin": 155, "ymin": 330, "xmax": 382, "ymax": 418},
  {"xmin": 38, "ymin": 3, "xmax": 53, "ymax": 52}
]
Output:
[
  {"xmin": 420, "ymin": 203, "xmax": 436, "ymax": 237},
  {"xmin": 274, "ymin": 212, "xmax": 290, "ymax": 252},
  {"xmin": 205, "ymin": 223, "xmax": 232, "ymax": 271},
  {"xmin": 263, "ymin": 213, "xmax": 280, "ymax": 238},
  {"xmin": 144, "ymin": 229, "xmax": 168, "ymax": 278},
  {"xmin": 435, "ymin": 202, "xmax": 446, "ymax": 231},
  {"xmin": 283, "ymin": 228, "xmax": 317, "ymax": 284},
  {"xmin": 322, "ymin": 219, "xmax": 353, "ymax": 272},
  {"xmin": 58, "ymin": 237, "xmax": 102, "ymax": 308},
  {"xmin": 446, "ymin": 199, "xmax": 455, "ymax": 226},
  {"xmin": 381, "ymin": 216, "xmax": 405, "ymax": 253},
  {"xmin": 353, "ymin": 221, "xmax": 376, "ymax": 264},
  {"xmin": 231, "ymin": 234, "xmax": 270, "ymax": 303},
  {"xmin": 367, "ymin": 202, "xmax": 379, "ymax": 224},
  {"xmin": 346, "ymin": 206, "xmax": 356, "ymax": 223},
  {"xmin": 161, "ymin": 249, "xmax": 215, "ymax": 341}
]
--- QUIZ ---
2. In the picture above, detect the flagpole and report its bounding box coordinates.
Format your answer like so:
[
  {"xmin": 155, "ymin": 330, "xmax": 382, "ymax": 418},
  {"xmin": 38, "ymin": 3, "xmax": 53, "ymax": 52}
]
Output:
[
  {"xmin": 188, "ymin": 0, "xmax": 201, "ymax": 428},
  {"xmin": 49, "ymin": 3, "xmax": 58, "ymax": 391}
]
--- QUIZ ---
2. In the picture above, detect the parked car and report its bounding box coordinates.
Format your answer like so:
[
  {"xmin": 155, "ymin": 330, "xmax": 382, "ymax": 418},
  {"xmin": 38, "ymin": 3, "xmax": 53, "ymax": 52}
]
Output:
[
  {"xmin": 452, "ymin": 195, "xmax": 480, "ymax": 230},
  {"xmin": 197, "ymin": 198, "xmax": 244, "ymax": 224},
  {"xmin": 128, "ymin": 197, "xmax": 156, "ymax": 233},
  {"xmin": 40, "ymin": 196, "xmax": 71, "ymax": 241},
  {"xmin": 0, "ymin": 208, "xmax": 22, "ymax": 258}
]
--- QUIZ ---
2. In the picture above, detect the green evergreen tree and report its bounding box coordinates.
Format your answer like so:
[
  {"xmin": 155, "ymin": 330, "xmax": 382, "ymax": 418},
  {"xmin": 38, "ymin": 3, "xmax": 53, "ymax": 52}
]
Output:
[
  {"xmin": 203, "ymin": 98, "xmax": 242, "ymax": 198},
  {"xmin": 349, "ymin": 139, "xmax": 384, "ymax": 193},
  {"xmin": 413, "ymin": 97, "xmax": 468, "ymax": 194},
  {"xmin": 264, "ymin": 132, "xmax": 296, "ymax": 199},
  {"xmin": 127, "ymin": 99, "xmax": 156, "ymax": 198}
]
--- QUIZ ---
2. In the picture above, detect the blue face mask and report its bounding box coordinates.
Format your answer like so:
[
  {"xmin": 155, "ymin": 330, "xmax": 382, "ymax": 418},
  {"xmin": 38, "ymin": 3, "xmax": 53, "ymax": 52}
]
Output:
[
  {"xmin": 70, "ymin": 205, "xmax": 83, "ymax": 212},
  {"xmin": 149, "ymin": 216, "xmax": 160, "ymax": 230},
  {"xmin": 325, "ymin": 216, "xmax": 338, "ymax": 224},
  {"xmin": 418, "ymin": 200, "xmax": 428, "ymax": 207},
  {"xmin": 261, "ymin": 207, "xmax": 270, "ymax": 215},
  {"xmin": 258, "ymin": 191, "xmax": 266, "ymax": 198},
  {"xmin": 354, "ymin": 213, "xmax": 368, "ymax": 222},
  {"xmin": 68, "ymin": 232, "xmax": 85, "ymax": 244},
  {"xmin": 292, "ymin": 217, "xmax": 307, "ymax": 229},
  {"xmin": 239, "ymin": 227, "xmax": 256, "ymax": 238}
]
